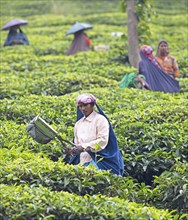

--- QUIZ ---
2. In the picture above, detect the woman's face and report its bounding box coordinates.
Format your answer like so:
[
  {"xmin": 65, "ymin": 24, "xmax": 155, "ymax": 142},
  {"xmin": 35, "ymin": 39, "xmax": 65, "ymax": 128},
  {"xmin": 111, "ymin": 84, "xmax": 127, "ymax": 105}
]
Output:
[
  {"xmin": 78, "ymin": 103, "xmax": 94, "ymax": 117},
  {"xmin": 159, "ymin": 42, "xmax": 168, "ymax": 56}
]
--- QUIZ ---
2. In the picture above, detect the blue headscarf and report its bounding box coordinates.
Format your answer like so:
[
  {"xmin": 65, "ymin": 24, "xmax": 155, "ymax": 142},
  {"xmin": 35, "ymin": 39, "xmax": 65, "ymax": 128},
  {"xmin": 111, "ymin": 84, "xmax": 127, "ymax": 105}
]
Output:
[{"xmin": 69, "ymin": 103, "xmax": 124, "ymax": 176}]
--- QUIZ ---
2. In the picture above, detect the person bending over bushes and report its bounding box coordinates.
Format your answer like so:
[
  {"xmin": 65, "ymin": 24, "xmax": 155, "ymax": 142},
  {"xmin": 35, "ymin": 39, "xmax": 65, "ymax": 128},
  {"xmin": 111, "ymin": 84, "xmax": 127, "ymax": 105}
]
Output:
[{"xmin": 139, "ymin": 44, "xmax": 180, "ymax": 93}]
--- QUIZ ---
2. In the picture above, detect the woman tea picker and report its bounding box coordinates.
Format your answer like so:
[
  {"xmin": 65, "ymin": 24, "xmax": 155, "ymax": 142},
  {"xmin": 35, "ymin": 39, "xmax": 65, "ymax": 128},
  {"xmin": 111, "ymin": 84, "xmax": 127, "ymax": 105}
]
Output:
[
  {"xmin": 156, "ymin": 40, "xmax": 179, "ymax": 78},
  {"xmin": 67, "ymin": 93, "xmax": 124, "ymax": 176},
  {"xmin": 139, "ymin": 44, "xmax": 180, "ymax": 93}
]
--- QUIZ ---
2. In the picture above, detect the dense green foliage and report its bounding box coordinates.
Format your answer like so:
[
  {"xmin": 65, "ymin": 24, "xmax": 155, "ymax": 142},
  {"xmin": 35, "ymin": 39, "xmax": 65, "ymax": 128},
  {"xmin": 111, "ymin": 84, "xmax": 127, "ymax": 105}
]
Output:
[
  {"xmin": 0, "ymin": 0, "xmax": 188, "ymax": 219},
  {"xmin": 1, "ymin": 183, "xmax": 175, "ymax": 220}
]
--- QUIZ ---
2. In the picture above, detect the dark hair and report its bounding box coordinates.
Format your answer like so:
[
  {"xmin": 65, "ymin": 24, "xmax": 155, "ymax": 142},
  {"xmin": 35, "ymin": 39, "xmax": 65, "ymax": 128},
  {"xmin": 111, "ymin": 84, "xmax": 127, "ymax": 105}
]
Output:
[{"xmin": 158, "ymin": 40, "xmax": 168, "ymax": 47}]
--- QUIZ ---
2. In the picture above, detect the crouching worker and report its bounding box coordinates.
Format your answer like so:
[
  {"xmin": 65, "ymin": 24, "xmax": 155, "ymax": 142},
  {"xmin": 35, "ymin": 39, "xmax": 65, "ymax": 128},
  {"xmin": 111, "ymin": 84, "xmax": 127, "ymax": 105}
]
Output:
[{"xmin": 66, "ymin": 93, "xmax": 124, "ymax": 176}]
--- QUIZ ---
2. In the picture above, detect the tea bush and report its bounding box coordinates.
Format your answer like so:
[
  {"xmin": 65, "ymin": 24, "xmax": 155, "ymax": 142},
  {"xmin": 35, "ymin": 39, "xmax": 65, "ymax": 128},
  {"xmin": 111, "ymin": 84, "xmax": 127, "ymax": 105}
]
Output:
[
  {"xmin": 152, "ymin": 160, "xmax": 188, "ymax": 213},
  {"xmin": 0, "ymin": 184, "xmax": 175, "ymax": 220},
  {"xmin": 0, "ymin": 148, "xmax": 151, "ymax": 203}
]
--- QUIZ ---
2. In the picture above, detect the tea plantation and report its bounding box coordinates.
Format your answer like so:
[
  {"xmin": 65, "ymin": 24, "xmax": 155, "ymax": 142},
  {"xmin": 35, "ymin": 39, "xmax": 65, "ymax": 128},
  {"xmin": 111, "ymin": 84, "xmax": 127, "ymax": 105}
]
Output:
[{"xmin": 0, "ymin": 0, "xmax": 188, "ymax": 219}]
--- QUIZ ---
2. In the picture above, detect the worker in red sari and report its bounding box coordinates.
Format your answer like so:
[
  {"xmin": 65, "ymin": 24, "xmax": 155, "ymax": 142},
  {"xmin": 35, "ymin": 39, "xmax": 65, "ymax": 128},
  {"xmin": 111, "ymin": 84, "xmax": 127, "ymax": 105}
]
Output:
[{"xmin": 156, "ymin": 40, "xmax": 179, "ymax": 78}]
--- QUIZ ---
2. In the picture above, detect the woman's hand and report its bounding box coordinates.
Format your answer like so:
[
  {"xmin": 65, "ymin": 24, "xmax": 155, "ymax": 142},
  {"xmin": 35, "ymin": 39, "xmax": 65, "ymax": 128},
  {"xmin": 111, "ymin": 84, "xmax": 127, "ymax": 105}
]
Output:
[
  {"xmin": 71, "ymin": 144, "xmax": 84, "ymax": 155},
  {"xmin": 64, "ymin": 148, "xmax": 73, "ymax": 155},
  {"xmin": 65, "ymin": 144, "xmax": 84, "ymax": 156}
]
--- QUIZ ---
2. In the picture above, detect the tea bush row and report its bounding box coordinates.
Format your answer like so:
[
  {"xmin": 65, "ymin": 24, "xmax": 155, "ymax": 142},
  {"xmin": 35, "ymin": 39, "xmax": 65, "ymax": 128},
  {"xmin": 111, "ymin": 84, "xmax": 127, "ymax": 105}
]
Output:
[
  {"xmin": 1, "ymin": 72, "xmax": 188, "ymax": 99},
  {"xmin": 0, "ymin": 71, "xmax": 118, "ymax": 98},
  {"xmin": 0, "ymin": 183, "xmax": 176, "ymax": 220},
  {"xmin": 1, "ymin": 148, "xmax": 187, "ymax": 216},
  {"xmin": 1, "ymin": 88, "xmax": 187, "ymax": 124},
  {"xmin": 0, "ymin": 148, "xmax": 150, "ymax": 203},
  {"xmin": 1, "ymin": 46, "xmax": 134, "ymax": 80}
]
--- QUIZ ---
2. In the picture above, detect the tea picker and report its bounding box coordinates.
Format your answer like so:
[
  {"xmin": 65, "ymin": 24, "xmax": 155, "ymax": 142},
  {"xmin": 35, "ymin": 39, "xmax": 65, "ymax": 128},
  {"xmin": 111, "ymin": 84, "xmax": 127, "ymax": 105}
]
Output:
[{"xmin": 2, "ymin": 19, "xmax": 29, "ymax": 46}]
